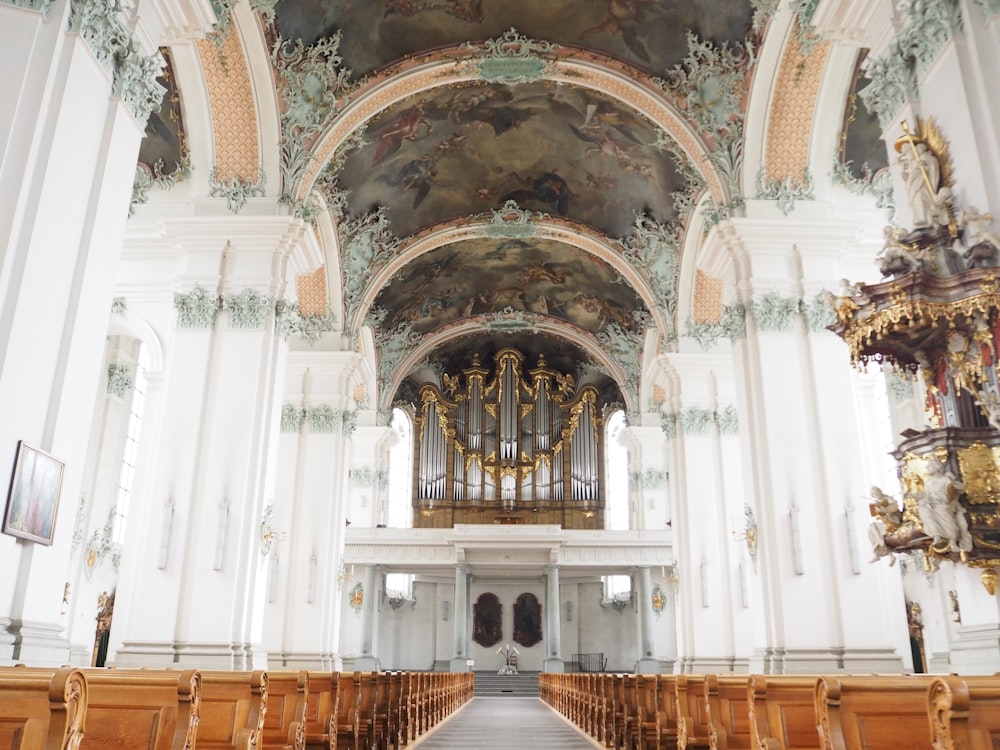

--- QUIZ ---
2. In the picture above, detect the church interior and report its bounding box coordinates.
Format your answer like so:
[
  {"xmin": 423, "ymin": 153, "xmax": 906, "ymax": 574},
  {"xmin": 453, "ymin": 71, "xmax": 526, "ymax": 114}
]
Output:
[{"xmin": 3, "ymin": 0, "xmax": 1000, "ymax": 739}]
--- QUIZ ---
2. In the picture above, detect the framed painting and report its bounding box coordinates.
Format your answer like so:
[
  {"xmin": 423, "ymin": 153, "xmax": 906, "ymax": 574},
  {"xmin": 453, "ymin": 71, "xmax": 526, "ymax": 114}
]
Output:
[{"xmin": 2, "ymin": 441, "xmax": 65, "ymax": 545}]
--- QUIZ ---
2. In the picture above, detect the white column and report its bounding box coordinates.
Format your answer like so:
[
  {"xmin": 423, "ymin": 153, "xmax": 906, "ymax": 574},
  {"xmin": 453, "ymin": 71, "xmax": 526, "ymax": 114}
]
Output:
[
  {"xmin": 0, "ymin": 0, "xmax": 204, "ymax": 666},
  {"xmin": 543, "ymin": 564, "xmax": 564, "ymax": 672},
  {"xmin": 108, "ymin": 217, "xmax": 312, "ymax": 669},
  {"xmin": 702, "ymin": 214, "xmax": 905, "ymax": 673},
  {"xmin": 635, "ymin": 566, "xmax": 659, "ymax": 673},
  {"xmin": 264, "ymin": 352, "xmax": 366, "ymax": 670},
  {"xmin": 355, "ymin": 563, "xmax": 379, "ymax": 670},
  {"xmin": 450, "ymin": 563, "xmax": 470, "ymax": 672}
]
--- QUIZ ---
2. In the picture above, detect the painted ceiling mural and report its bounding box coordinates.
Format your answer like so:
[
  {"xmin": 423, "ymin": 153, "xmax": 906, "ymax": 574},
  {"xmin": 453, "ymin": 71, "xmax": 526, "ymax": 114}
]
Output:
[
  {"xmin": 337, "ymin": 81, "xmax": 683, "ymax": 239},
  {"xmin": 140, "ymin": 0, "xmax": 890, "ymax": 414},
  {"xmin": 273, "ymin": 0, "xmax": 757, "ymax": 78},
  {"xmin": 372, "ymin": 236, "xmax": 646, "ymax": 336}
]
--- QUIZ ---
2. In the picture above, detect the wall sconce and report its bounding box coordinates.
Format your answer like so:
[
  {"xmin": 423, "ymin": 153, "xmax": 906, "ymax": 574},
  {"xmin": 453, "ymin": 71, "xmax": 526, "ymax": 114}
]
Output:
[{"xmin": 565, "ymin": 601, "xmax": 573, "ymax": 622}]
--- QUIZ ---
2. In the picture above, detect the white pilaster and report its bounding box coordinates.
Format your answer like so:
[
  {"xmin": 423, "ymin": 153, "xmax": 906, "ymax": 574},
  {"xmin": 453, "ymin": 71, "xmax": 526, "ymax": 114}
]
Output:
[{"xmin": 543, "ymin": 563, "xmax": 564, "ymax": 672}]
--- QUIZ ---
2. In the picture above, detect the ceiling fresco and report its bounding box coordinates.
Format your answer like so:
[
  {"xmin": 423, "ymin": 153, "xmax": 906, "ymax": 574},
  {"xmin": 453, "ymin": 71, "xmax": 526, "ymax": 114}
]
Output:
[
  {"xmin": 372, "ymin": 236, "xmax": 646, "ymax": 336},
  {"xmin": 273, "ymin": 0, "xmax": 756, "ymax": 78},
  {"xmin": 337, "ymin": 81, "xmax": 683, "ymax": 238}
]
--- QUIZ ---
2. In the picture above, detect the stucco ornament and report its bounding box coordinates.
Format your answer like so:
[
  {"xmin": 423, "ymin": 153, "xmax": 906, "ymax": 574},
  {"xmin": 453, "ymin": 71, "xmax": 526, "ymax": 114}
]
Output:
[
  {"xmin": 2, "ymin": 0, "xmax": 52, "ymax": 10},
  {"xmin": 658, "ymin": 409, "xmax": 678, "ymax": 440},
  {"xmin": 461, "ymin": 27, "xmax": 556, "ymax": 84},
  {"xmin": 802, "ymin": 292, "xmax": 837, "ymax": 333},
  {"xmin": 374, "ymin": 321, "xmax": 423, "ymax": 413},
  {"xmin": 750, "ymin": 292, "xmax": 801, "ymax": 333},
  {"xmin": 209, "ymin": 168, "xmax": 266, "ymax": 214},
  {"xmin": 274, "ymin": 300, "xmax": 338, "ymax": 344},
  {"xmin": 755, "ymin": 168, "xmax": 815, "ymax": 215},
  {"xmin": 69, "ymin": 0, "xmax": 166, "ymax": 126},
  {"xmin": 619, "ymin": 212, "xmax": 680, "ymax": 339},
  {"xmin": 222, "ymin": 288, "xmax": 272, "ymax": 329},
  {"xmin": 280, "ymin": 403, "xmax": 306, "ymax": 433},
  {"xmin": 272, "ymin": 32, "xmax": 356, "ymax": 205},
  {"xmin": 340, "ymin": 207, "xmax": 405, "ymax": 331},
  {"xmin": 110, "ymin": 297, "xmax": 127, "ymax": 315},
  {"xmin": 174, "ymin": 285, "xmax": 221, "ymax": 329},
  {"xmin": 680, "ymin": 407, "xmax": 715, "ymax": 435},
  {"xmin": 659, "ymin": 31, "xmax": 753, "ymax": 215},
  {"xmin": 595, "ymin": 318, "xmax": 645, "ymax": 411},
  {"xmin": 686, "ymin": 303, "xmax": 747, "ymax": 350},
  {"xmin": 308, "ymin": 405, "xmax": 340, "ymax": 433},
  {"xmin": 717, "ymin": 404, "xmax": 739, "ymax": 435},
  {"xmin": 831, "ymin": 160, "xmax": 895, "ymax": 212},
  {"xmin": 132, "ymin": 158, "xmax": 191, "ymax": 211},
  {"xmin": 860, "ymin": 0, "xmax": 962, "ymax": 129},
  {"xmin": 106, "ymin": 363, "xmax": 134, "ymax": 398},
  {"xmin": 483, "ymin": 200, "xmax": 539, "ymax": 239}
]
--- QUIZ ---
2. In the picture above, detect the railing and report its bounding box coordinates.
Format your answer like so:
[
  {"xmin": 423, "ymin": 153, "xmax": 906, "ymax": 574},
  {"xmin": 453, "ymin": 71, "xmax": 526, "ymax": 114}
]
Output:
[{"xmin": 571, "ymin": 653, "xmax": 607, "ymax": 672}]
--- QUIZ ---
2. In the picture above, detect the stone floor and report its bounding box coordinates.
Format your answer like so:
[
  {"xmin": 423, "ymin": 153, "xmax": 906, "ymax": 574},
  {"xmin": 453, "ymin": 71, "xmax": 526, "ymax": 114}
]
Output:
[{"xmin": 411, "ymin": 697, "xmax": 602, "ymax": 749}]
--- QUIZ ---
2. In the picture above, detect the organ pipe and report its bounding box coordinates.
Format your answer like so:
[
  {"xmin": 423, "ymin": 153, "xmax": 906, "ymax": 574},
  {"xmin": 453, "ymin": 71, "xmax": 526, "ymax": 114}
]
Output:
[{"xmin": 412, "ymin": 349, "xmax": 607, "ymax": 521}]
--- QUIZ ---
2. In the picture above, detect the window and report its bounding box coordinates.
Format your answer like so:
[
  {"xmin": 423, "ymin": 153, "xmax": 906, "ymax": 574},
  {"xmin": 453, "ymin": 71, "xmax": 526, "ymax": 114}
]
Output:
[
  {"xmin": 604, "ymin": 409, "xmax": 630, "ymax": 530},
  {"xmin": 112, "ymin": 348, "xmax": 148, "ymax": 544},
  {"xmin": 386, "ymin": 408, "xmax": 413, "ymax": 528}
]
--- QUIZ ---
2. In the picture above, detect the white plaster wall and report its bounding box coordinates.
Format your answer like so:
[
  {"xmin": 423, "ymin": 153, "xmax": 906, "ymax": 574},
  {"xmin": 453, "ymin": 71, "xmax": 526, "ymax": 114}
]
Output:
[
  {"xmin": 574, "ymin": 581, "xmax": 640, "ymax": 672},
  {"xmin": 467, "ymin": 579, "xmax": 547, "ymax": 672}
]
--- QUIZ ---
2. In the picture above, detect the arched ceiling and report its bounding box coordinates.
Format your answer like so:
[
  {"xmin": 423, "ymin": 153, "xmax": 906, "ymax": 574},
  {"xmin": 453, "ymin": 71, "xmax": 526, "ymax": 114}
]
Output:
[
  {"xmin": 136, "ymin": 1, "xmax": 886, "ymax": 417},
  {"xmin": 270, "ymin": 0, "xmax": 764, "ymax": 414}
]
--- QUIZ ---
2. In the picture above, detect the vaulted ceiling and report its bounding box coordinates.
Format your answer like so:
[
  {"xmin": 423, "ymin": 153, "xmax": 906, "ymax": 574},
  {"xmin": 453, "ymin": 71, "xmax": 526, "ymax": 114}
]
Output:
[{"xmin": 137, "ymin": 0, "xmax": 888, "ymax": 417}]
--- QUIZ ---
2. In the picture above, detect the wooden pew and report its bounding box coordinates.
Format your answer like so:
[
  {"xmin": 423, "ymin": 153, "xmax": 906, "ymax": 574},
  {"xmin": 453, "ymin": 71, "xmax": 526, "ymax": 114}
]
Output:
[
  {"xmin": 928, "ymin": 674, "xmax": 1000, "ymax": 750},
  {"xmin": 705, "ymin": 674, "xmax": 753, "ymax": 750},
  {"xmin": 747, "ymin": 674, "xmax": 821, "ymax": 750},
  {"xmin": 355, "ymin": 671, "xmax": 379, "ymax": 750},
  {"xmin": 655, "ymin": 674, "xmax": 679, "ymax": 750},
  {"xmin": 814, "ymin": 674, "xmax": 936, "ymax": 750},
  {"xmin": 636, "ymin": 674, "xmax": 661, "ymax": 750},
  {"xmin": 0, "ymin": 667, "xmax": 87, "ymax": 750},
  {"xmin": 676, "ymin": 674, "xmax": 712, "ymax": 749},
  {"xmin": 304, "ymin": 671, "xmax": 339, "ymax": 750},
  {"xmin": 199, "ymin": 669, "xmax": 267, "ymax": 750},
  {"xmin": 50, "ymin": 668, "xmax": 199, "ymax": 750},
  {"xmin": 600, "ymin": 673, "xmax": 617, "ymax": 748},
  {"xmin": 261, "ymin": 670, "xmax": 308, "ymax": 750},
  {"xmin": 334, "ymin": 672, "xmax": 360, "ymax": 750}
]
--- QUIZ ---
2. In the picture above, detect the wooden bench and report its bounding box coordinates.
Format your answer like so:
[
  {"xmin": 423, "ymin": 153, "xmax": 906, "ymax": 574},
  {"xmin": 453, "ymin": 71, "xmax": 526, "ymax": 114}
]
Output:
[
  {"xmin": 260, "ymin": 670, "xmax": 308, "ymax": 750},
  {"xmin": 928, "ymin": 674, "xmax": 1000, "ymax": 750},
  {"xmin": 747, "ymin": 674, "xmax": 822, "ymax": 750},
  {"xmin": 334, "ymin": 672, "xmax": 360, "ymax": 750},
  {"xmin": 0, "ymin": 667, "xmax": 87, "ymax": 750},
  {"xmin": 705, "ymin": 674, "xmax": 752, "ymax": 750},
  {"xmin": 656, "ymin": 674, "xmax": 680, "ymax": 750},
  {"xmin": 676, "ymin": 674, "xmax": 712, "ymax": 749},
  {"xmin": 78, "ymin": 668, "xmax": 200, "ymax": 750},
  {"xmin": 635, "ymin": 674, "xmax": 660, "ymax": 750},
  {"xmin": 198, "ymin": 669, "xmax": 267, "ymax": 750},
  {"xmin": 815, "ymin": 674, "xmax": 937, "ymax": 750},
  {"xmin": 304, "ymin": 671, "xmax": 339, "ymax": 750}
]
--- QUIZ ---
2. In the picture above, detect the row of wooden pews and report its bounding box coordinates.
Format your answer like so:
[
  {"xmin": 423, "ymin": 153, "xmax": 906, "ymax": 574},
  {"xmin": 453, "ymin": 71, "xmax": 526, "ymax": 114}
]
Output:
[
  {"xmin": 0, "ymin": 665, "xmax": 473, "ymax": 750},
  {"xmin": 540, "ymin": 671, "xmax": 1000, "ymax": 750}
]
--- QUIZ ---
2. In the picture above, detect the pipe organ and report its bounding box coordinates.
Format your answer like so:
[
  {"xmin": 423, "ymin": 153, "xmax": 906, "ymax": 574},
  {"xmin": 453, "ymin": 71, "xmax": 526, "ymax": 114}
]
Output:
[{"xmin": 413, "ymin": 349, "xmax": 605, "ymax": 528}]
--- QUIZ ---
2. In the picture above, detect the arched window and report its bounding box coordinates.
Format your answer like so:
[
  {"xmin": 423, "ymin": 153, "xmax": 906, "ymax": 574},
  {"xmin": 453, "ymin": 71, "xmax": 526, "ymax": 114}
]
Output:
[
  {"xmin": 386, "ymin": 407, "xmax": 413, "ymax": 529},
  {"xmin": 112, "ymin": 345, "xmax": 149, "ymax": 544},
  {"xmin": 604, "ymin": 409, "xmax": 629, "ymax": 530}
]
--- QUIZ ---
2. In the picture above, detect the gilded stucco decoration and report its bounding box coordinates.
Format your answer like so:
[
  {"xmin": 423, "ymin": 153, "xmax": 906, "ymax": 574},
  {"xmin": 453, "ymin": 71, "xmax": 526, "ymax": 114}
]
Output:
[
  {"xmin": 757, "ymin": 28, "xmax": 827, "ymax": 214},
  {"xmin": 692, "ymin": 270, "xmax": 723, "ymax": 325},
  {"xmin": 196, "ymin": 31, "xmax": 261, "ymax": 189},
  {"xmin": 296, "ymin": 267, "xmax": 328, "ymax": 317}
]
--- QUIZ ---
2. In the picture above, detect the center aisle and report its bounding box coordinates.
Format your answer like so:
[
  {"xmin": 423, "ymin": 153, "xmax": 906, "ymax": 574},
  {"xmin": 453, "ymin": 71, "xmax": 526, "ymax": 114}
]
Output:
[{"xmin": 412, "ymin": 696, "xmax": 602, "ymax": 750}]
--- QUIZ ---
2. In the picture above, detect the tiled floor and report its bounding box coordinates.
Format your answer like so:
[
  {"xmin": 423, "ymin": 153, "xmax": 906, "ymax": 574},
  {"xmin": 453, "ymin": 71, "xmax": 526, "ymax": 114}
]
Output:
[{"xmin": 411, "ymin": 697, "xmax": 602, "ymax": 749}]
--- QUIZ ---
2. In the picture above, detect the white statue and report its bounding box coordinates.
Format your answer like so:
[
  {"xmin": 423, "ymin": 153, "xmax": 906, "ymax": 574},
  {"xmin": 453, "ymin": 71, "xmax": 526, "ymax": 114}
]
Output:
[
  {"xmin": 897, "ymin": 136, "xmax": 951, "ymax": 229},
  {"xmin": 876, "ymin": 225, "xmax": 925, "ymax": 277},
  {"xmin": 916, "ymin": 460, "xmax": 972, "ymax": 552},
  {"xmin": 868, "ymin": 486, "xmax": 902, "ymax": 565},
  {"xmin": 960, "ymin": 205, "xmax": 1000, "ymax": 268}
]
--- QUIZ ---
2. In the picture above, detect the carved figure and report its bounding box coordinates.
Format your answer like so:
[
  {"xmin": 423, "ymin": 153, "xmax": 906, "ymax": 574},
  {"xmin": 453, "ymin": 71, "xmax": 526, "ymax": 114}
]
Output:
[
  {"xmin": 876, "ymin": 225, "xmax": 925, "ymax": 277},
  {"xmin": 916, "ymin": 460, "xmax": 972, "ymax": 552},
  {"xmin": 960, "ymin": 206, "xmax": 1000, "ymax": 268},
  {"xmin": 868, "ymin": 486, "xmax": 902, "ymax": 564},
  {"xmin": 897, "ymin": 136, "xmax": 951, "ymax": 229}
]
